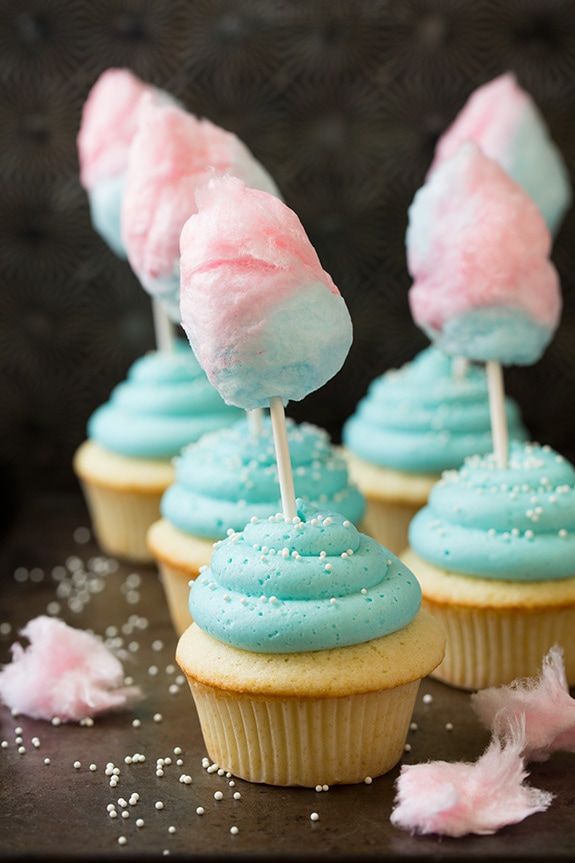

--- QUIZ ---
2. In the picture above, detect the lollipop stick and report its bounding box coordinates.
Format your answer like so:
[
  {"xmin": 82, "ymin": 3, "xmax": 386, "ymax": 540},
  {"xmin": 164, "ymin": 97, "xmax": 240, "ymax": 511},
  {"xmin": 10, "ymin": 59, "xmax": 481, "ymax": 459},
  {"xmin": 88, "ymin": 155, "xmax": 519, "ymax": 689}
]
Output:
[
  {"xmin": 248, "ymin": 408, "xmax": 264, "ymax": 437},
  {"xmin": 152, "ymin": 298, "xmax": 175, "ymax": 354},
  {"xmin": 269, "ymin": 397, "xmax": 297, "ymax": 521},
  {"xmin": 452, "ymin": 356, "xmax": 469, "ymax": 380},
  {"xmin": 486, "ymin": 360, "xmax": 508, "ymax": 469}
]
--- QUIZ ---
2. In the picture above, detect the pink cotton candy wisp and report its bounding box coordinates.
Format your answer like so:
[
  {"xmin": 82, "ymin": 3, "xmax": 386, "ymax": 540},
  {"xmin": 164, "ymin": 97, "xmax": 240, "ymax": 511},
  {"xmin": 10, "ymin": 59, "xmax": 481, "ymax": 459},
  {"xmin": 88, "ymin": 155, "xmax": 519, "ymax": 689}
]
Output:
[
  {"xmin": 472, "ymin": 647, "xmax": 575, "ymax": 762},
  {"xmin": 122, "ymin": 99, "xmax": 281, "ymax": 321},
  {"xmin": 407, "ymin": 143, "xmax": 561, "ymax": 365},
  {"xmin": 0, "ymin": 617, "xmax": 141, "ymax": 722},
  {"xmin": 391, "ymin": 722, "xmax": 552, "ymax": 837},
  {"xmin": 179, "ymin": 175, "xmax": 353, "ymax": 410}
]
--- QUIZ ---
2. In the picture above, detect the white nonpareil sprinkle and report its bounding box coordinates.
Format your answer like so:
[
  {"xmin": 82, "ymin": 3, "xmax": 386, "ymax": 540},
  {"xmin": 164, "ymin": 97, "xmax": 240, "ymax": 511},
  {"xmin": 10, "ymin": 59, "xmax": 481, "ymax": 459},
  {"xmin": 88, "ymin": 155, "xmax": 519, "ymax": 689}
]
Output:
[
  {"xmin": 230, "ymin": 826, "xmax": 239, "ymax": 835},
  {"xmin": 136, "ymin": 819, "xmax": 144, "ymax": 828},
  {"xmin": 364, "ymin": 776, "xmax": 373, "ymax": 785},
  {"xmin": 310, "ymin": 812, "xmax": 320, "ymax": 822},
  {"xmin": 132, "ymin": 719, "xmax": 141, "ymax": 728},
  {"xmin": 118, "ymin": 798, "xmax": 127, "ymax": 807},
  {"xmin": 168, "ymin": 826, "xmax": 176, "ymax": 834},
  {"xmin": 73, "ymin": 761, "xmax": 81, "ymax": 769},
  {"xmin": 173, "ymin": 747, "xmax": 182, "ymax": 755},
  {"xmin": 233, "ymin": 792, "xmax": 241, "ymax": 800},
  {"xmin": 14, "ymin": 726, "xmax": 22, "ymax": 735},
  {"xmin": 217, "ymin": 768, "xmax": 225, "ymax": 776},
  {"xmin": 196, "ymin": 807, "xmax": 205, "ymax": 816},
  {"xmin": 1, "ymin": 741, "xmax": 7, "ymax": 749},
  {"xmin": 43, "ymin": 757, "xmax": 50, "ymax": 765},
  {"xmin": 410, "ymin": 722, "xmax": 418, "ymax": 731},
  {"xmin": 121, "ymin": 811, "xmax": 129, "ymax": 820},
  {"xmin": 445, "ymin": 722, "xmax": 454, "ymax": 732},
  {"xmin": 109, "ymin": 811, "xmax": 118, "ymax": 820},
  {"xmin": 31, "ymin": 737, "xmax": 40, "ymax": 748},
  {"xmin": 155, "ymin": 801, "xmax": 164, "ymax": 811},
  {"xmin": 214, "ymin": 791, "xmax": 224, "ymax": 801},
  {"xmin": 422, "ymin": 693, "xmax": 433, "ymax": 705},
  {"xmin": 51, "ymin": 717, "xmax": 61, "ymax": 727},
  {"xmin": 152, "ymin": 640, "xmax": 164, "ymax": 652},
  {"xmin": 315, "ymin": 785, "xmax": 322, "ymax": 792},
  {"xmin": 89, "ymin": 763, "xmax": 97, "ymax": 772},
  {"xmin": 229, "ymin": 780, "xmax": 235, "ymax": 788},
  {"xmin": 404, "ymin": 743, "xmax": 412, "ymax": 752},
  {"xmin": 118, "ymin": 836, "xmax": 127, "ymax": 846}
]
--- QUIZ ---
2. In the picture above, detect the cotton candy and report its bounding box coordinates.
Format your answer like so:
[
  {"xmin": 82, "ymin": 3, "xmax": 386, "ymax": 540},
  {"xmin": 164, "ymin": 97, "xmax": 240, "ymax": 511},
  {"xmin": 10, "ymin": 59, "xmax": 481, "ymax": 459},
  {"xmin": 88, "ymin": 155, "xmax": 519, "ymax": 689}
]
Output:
[
  {"xmin": 407, "ymin": 143, "xmax": 561, "ymax": 364},
  {"xmin": 122, "ymin": 100, "xmax": 281, "ymax": 322},
  {"xmin": 431, "ymin": 73, "xmax": 571, "ymax": 235},
  {"xmin": 391, "ymin": 721, "xmax": 552, "ymax": 837},
  {"xmin": 77, "ymin": 68, "xmax": 162, "ymax": 257},
  {"xmin": 472, "ymin": 647, "xmax": 575, "ymax": 762},
  {"xmin": 179, "ymin": 175, "xmax": 353, "ymax": 410},
  {"xmin": 0, "ymin": 617, "xmax": 140, "ymax": 722}
]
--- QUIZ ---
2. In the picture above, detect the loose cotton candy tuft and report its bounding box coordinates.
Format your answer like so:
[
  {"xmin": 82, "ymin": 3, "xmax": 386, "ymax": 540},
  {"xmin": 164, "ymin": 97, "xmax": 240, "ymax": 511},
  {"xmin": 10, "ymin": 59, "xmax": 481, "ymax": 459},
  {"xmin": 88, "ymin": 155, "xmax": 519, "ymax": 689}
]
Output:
[
  {"xmin": 431, "ymin": 73, "xmax": 571, "ymax": 235},
  {"xmin": 472, "ymin": 647, "xmax": 575, "ymax": 762},
  {"xmin": 390, "ymin": 721, "xmax": 552, "ymax": 837},
  {"xmin": 407, "ymin": 143, "xmax": 561, "ymax": 365},
  {"xmin": 122, "ymin": 100, "xmax": 281, "ymax": 322},
  {"xmin": 179, "ymin": 175, "xmax": 353, "ymax": 410},
  {"xmin": 0, "ymin": 617, "xmax": 141, "ymax": 722}
]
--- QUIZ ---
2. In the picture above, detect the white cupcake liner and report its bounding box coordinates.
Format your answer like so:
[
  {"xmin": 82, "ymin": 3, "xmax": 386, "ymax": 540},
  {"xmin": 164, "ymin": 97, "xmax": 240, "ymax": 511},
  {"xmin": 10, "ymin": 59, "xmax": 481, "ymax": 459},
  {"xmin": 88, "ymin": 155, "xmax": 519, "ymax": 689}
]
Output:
[
  {"xmin": 425, "ymin": 599, "xmax": 575, "ymax": 689},
  {"xmin": 158, "ymin": 562, "xmax": 198, "ymax": 636},
  {"xmin": 187, "ymin": 678, "xmax": 420, "ymax": 786},
  {"xmin": 80, "ymin": 480, "xmax": 162, "ymax": 563}
]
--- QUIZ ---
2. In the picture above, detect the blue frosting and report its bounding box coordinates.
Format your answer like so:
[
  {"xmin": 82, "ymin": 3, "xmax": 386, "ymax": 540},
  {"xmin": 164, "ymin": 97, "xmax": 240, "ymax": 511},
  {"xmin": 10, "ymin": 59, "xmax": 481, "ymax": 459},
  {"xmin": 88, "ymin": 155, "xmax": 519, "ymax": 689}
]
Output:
[
  {"xmin": 343, "ymin": 347, "xmax": 526, "ymax": 473},
  {"xmin": 410, "ymin": 442, "xmax": 575, "ymax": 581},
  {"xmin": 189, "ymin": 500, "xmax": 421, "ymax": 653},
  {"xmin": 162, "ymin": 416, "xmax": 365, "ymax": 538},
  {"xmin": 88, "ymin": 175, "xmax": 126, "ymax": 259},
  {"xmin": 88, "ymin": 342, "xmax": 241, "ymax": 459}
]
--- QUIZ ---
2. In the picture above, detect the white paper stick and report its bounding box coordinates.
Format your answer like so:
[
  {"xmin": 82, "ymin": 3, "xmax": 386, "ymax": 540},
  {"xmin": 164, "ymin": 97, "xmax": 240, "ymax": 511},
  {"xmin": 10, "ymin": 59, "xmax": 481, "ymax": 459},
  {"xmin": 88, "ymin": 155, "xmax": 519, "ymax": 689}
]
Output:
[
  {"xmin": 269, "ymin": 397, "xmax": 297, "ymax": 521},
  {"xmin": 152, "ymin": 299, "xmax": 175, "ymax": 354},
  {"xmin": 248, "ymin": 408, "xmax": 264, "ymax": 437},
  {"xmin": 452, "ymin": 356, "xmax": 469, "ymax": 380},
  {"xmin": 486, "ymin": 360, "xmax": 508, "ymax": 469}
]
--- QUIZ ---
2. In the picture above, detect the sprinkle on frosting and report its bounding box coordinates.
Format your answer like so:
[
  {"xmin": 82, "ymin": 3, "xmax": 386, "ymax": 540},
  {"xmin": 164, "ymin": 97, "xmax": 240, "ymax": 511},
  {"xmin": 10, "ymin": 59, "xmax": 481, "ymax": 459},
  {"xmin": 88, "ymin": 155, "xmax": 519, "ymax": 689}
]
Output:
[
  {"xmin": 88, "ymin": 343, "xmax": 240, "ymax": 459},
  {"xmin": 343, "ymin": 347, "xmax": 526, "ymax": 473},
  {"xmin": 162, "ymin": 416, "xmax": 364, "ymax": 538},
  {"xmin": 189, "ymin": 500, "xmax": 421, "ymax": 653},
  {"xmin": 409, "ymin": 442, "xmax": 575, "ymax": 581}
]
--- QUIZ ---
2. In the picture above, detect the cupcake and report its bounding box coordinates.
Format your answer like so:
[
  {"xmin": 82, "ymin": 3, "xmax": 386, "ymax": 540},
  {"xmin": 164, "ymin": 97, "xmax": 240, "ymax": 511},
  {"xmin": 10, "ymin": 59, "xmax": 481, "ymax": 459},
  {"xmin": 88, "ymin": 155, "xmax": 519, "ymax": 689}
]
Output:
[
  {"xmin": 74, "ymin": 343, "xmax": 240, "ymax": 562},
  {"xmin": 342, "ymin": 346, "xmax": 526, "ymax": 553},
  {"xmin": 149, "ymin": 416, "xmax": 365, "ymax": 634},
  {"xmin": 176, "ymin": 501, "xmax": 445, "ymax": 786},
  {"xmin": 403, "ymin": 442, "xmax": 575, "ymax": 690}
]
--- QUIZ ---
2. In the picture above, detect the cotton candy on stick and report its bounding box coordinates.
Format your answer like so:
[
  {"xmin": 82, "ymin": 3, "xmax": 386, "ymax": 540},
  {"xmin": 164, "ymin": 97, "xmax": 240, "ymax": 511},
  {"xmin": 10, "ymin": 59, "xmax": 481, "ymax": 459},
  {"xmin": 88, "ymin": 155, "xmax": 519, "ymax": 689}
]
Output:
[
  {"xmin": 407, "ymin": 144, "xmax": 561, "ymax": 467},
  {"xmin": 431, "ymin": 73, "xmax": 571, "ymax": 235},
  {"xmin": 179, "ymin": 176, "xmax": 353, "ymax": 518},
  {"xmin": 77, "ymin": 68, "xmax": 175, "ymax": 353},
  {"xmin": 122, "ymin": 99, "xmax": 281, "ymax": 325}
]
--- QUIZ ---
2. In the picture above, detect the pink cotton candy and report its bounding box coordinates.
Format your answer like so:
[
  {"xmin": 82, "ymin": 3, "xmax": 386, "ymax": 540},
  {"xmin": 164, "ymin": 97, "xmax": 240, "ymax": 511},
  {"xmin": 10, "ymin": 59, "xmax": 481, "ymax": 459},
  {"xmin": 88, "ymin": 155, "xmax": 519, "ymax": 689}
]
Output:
[
  {"xmin": 472, "ymin": 647, "xmax": 575, "ymax": 762},
  {"xmin": 430, "ymin": 73, "xmax": 571, "ymax": 235},
  {"xmin": 407, "ymin": 143, "xmax": 561, "ymax": 364},
  {"xmin": 179, "ymin": 175, "xmax": 353, "ymax": 410},
  {"xmin": 77, "ymin": 68, "xmax": 153, "ymax": 189},
  {"xmin": 0, "ymin": 617, "xmax": 140, "ymax": 722},
  {"xmin": 122, "ymin": 99, "xmax": 280, "ymax": 318},
  {"xmin": 391, "ymin": 722, "xmax": 552, "ymax": 837}
]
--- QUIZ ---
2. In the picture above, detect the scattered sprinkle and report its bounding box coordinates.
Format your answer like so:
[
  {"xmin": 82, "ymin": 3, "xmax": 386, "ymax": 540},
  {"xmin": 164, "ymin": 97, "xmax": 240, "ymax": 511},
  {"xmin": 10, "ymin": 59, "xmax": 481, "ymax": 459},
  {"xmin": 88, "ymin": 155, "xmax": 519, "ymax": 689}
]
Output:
[{"xmin": 310, "ymin": 812, "xmax": 320, "ymax": 822}]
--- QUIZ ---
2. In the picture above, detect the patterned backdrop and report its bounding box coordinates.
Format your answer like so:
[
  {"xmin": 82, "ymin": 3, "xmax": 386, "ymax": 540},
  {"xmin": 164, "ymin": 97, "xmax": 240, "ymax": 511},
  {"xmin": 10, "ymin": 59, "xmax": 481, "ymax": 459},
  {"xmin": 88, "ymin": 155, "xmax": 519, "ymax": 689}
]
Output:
[{"xmin": 1, "ymin": 0, "xmax": 575, "ymax": 500}]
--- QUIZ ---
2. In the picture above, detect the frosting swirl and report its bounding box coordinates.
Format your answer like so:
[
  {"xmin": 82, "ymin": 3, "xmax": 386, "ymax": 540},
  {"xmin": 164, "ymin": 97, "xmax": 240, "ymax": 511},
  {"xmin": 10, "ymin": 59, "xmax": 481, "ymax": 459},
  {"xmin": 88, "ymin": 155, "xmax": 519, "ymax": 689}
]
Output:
[
  {"xmin": 162, "ymin": 417, "xmax": 365, "ymax": 538},
  {"xmin": 343, "ymin": 347, "xmax": 525, "ymax": 473},
  {"xmin": 189, "ymin": 501, "xmax": 421, "ymax": 652},
  {"xmin": 88, "ymin": 343, "xmax": 240, "ymax": 459},
  {"xmin": 410, "ymin": 442, "xmax": 575, "ymax": 581}
]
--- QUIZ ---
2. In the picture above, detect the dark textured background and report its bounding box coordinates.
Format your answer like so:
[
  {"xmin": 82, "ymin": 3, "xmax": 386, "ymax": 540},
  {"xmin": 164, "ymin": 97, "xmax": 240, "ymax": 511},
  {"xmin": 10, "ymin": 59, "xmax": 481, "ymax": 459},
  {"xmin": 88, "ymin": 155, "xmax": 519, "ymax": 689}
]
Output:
[{"xmin": 1, "ymin": 0, "xmax": 575, "ymax": 502}]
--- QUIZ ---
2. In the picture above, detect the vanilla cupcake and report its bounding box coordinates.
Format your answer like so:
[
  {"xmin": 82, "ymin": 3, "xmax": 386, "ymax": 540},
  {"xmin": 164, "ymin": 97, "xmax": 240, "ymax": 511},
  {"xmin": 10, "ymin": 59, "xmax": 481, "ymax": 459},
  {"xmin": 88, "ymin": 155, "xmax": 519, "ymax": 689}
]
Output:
[
  {"xmin": 149, "ymin": 416, "xmax": 365, "ymax": 634},
  {"xmin": 74, "ymin": 343, "xmax": 240, "ymax": 562},
  {"xmin": 177, "ymin": 501, "xmax": 444, "ymax": 786},
  {"xmin": 403, "ymin": 442, "xmax": 575, "ymax": 690},
  {"xmin": 342, "ymin": 346, "xmax": 526, "ymax": 553}
]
